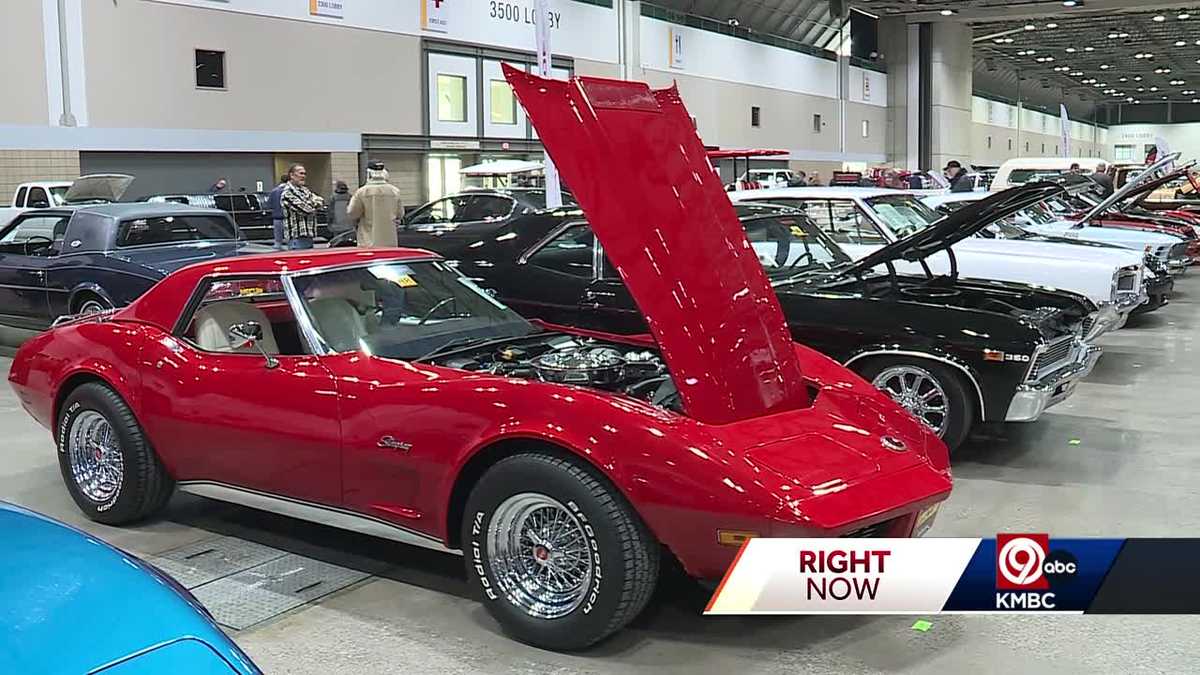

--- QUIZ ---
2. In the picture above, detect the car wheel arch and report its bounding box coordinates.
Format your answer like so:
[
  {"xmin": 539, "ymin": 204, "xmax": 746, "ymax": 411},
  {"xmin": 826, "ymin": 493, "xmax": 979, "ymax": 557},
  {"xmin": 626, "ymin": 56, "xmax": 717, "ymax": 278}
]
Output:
[
  {"xmin": 844, "ymin": 348, "xmax": 987, "ymax": 422},
  {"xmin": 443, "ymin": 435, "xmax": 642, "ymax": 552},
  {"xmin": 67, "ymin": 284, "xmax": 116, "ymax": 313},
  {"xmin": 53, "ymin": 370, "xmax": 121, "ymax": 430}
]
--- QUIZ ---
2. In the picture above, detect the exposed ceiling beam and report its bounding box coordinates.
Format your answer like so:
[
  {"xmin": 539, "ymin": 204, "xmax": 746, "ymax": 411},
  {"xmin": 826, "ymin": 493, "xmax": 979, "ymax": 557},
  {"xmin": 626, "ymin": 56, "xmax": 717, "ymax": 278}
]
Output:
[{"xmin": 881, "ymin": 1, "xmax": 1200, "ymax": 24}]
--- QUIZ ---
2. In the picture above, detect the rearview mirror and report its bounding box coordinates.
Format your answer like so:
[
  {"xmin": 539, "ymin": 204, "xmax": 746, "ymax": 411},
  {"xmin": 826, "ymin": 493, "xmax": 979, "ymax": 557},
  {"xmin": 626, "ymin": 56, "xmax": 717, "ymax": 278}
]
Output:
[{"xmin": 228, "ymin": 321, "xmax": 278, "ymax": 369}]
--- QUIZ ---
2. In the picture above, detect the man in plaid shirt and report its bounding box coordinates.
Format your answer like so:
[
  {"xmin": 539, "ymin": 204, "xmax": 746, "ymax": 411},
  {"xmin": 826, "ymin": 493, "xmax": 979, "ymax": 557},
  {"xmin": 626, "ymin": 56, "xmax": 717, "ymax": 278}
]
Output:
[{"xmin": 281, "ymin": 164, "xmax": 324, "ymax": 249}]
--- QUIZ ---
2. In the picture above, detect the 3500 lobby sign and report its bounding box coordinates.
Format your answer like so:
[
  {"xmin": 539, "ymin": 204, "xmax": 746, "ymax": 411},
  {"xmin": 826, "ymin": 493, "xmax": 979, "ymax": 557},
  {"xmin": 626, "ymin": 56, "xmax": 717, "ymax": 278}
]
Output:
[{"xmin": 488, "ymin": 1, "xmax": 563, "ymax": 30}]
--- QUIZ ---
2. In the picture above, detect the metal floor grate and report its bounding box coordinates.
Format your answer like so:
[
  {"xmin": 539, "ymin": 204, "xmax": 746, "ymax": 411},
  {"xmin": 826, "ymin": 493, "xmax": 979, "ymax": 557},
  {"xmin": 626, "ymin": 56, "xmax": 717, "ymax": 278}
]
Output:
[{"xmin": 149, "ymin": 535, "xmax": 370, "ymax": 630}]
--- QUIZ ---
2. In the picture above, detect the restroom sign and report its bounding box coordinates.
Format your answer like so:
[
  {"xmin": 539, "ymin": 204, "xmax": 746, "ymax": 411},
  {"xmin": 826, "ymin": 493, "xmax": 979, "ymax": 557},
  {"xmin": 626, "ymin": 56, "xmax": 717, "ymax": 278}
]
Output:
[{"xmin": 669, "ymin": 27, "xmax": 684, "ymax": 68}]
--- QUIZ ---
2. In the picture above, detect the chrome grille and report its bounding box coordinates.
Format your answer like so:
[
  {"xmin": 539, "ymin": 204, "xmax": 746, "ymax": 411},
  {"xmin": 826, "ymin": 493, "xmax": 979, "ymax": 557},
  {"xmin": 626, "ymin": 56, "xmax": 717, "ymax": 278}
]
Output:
[
  {"xmin": 1030, "ymin": 337, "xmax": 1073, "ymax": 380},
  {"xmin": 1080, "ymin": 315, "xmax": 1095, "ymax": 338},
  {"xmin": 842, "ymin": 520, "xmax": 892, "ymax": 538}
]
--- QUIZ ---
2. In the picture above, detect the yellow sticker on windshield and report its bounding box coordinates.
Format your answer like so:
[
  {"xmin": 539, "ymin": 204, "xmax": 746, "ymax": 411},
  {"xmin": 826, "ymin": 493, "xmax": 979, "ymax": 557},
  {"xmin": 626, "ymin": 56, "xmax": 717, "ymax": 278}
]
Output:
[
  {"xmin": 790, "ymin": 226, "xmax": 807, "ymax": 237},
  {"xmin": 396, "ymin": 274, "xmax": 419, "ymax": 288},
  {"xmin": 239, "ymin": 287, "xmax": 265, "ymax": 297}
]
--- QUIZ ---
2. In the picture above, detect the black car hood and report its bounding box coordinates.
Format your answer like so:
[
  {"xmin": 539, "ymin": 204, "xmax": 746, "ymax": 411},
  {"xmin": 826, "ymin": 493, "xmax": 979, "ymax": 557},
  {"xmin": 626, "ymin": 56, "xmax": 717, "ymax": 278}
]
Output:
[
  {"xmin": 840, "ymin": 183, "xmax": 1065, "ymax": 278},
  {"xmin": 108, "ymin": 241, "xmax": 273, "ymax": 275}
]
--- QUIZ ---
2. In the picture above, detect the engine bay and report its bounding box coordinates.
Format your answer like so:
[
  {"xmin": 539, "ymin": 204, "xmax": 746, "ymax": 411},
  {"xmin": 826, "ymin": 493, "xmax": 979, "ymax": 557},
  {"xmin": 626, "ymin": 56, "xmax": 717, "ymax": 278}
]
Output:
[{"xmin": 434, "ymin": 334, "xmax": 683, "ymax": 412}]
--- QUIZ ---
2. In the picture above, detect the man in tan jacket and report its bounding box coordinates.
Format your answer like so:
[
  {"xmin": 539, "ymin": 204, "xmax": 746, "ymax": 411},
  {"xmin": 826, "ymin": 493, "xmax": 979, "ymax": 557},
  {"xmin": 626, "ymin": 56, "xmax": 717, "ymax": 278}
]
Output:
[{"xmin": 347, "ymin": 160, "xmax": 403, "ymax": 247}]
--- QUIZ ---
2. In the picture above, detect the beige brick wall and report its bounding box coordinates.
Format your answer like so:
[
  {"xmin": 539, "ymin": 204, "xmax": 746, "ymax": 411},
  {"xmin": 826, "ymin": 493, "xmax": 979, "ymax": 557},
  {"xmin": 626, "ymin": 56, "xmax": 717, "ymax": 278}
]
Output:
[
  {"xmin": 330, "ymin": 153, "xmax": 361, "ymax": 192},
  {"xmin": 0, "ymin": 151, "xmax": 82, "ymax": 204}
]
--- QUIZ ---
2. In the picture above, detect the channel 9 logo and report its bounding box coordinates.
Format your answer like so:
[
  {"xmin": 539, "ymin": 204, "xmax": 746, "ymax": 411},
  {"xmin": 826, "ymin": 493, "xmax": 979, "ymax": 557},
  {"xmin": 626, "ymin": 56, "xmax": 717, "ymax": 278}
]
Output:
[{"xmin": 995, "ymin": 533, "xmax": 1078, "ymax": 609}]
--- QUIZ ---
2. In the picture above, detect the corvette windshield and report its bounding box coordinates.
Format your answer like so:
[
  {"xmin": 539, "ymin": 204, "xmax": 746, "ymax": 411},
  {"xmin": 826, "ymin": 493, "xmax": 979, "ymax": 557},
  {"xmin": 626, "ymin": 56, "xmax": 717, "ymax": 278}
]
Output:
[
  {"xmin": 864, "ymin": 194, "xmax": 942, "ymax": 237},
  {"xmin": 292, "ymin": 260, "xmax": 536, "ymax": 360}
]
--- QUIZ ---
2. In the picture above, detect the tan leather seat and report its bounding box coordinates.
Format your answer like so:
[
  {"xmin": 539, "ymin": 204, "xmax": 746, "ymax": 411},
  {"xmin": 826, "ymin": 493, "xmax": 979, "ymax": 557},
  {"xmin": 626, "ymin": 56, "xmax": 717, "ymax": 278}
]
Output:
[
  {"xmin": 193, "ymin": 301, "xmax": 280, "ymax": 354},
  {"xmin": 307, "ymin": 297, "xmax": 368, "ymax": 352}
]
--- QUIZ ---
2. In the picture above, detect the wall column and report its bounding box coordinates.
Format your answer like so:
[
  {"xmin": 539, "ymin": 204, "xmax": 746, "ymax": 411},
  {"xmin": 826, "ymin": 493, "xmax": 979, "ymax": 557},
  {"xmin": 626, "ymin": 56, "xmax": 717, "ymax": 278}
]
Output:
[
  {"xmin": 928, "ymin": 22, "xmax": 974, "ymax": 173},
  {"xmin": 617, "ymin": 0, "xmax": 641, "ymax": 80}
]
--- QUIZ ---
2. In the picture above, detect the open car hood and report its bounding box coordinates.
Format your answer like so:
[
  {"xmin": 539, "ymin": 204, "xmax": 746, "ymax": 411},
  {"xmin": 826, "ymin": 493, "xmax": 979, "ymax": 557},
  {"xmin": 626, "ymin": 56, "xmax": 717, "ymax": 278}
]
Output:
[
  {"xmin": 504, "ymin": 65, "xmax": 810, "ymax": 424},
  {"xmin": 1081, "ymin": 153, "xmax": 1178, "ymax": 221},
  {"xmin": 64, "ymin": 174, "xmax": 133, "ymax": 203},
  {"xmin": 1129, "ymin": 164, "xmax": 1196, "ymax": 209},
  {"xmin": 840, "ymin": 183, "xmax": 1065, "ymax": 277}
]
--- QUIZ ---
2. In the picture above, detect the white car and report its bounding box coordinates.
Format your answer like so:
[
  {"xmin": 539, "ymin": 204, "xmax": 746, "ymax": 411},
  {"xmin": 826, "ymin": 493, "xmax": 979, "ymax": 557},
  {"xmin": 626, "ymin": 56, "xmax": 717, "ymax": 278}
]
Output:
[
  {"xmin": 0, "ymin": 180, "xmax": 72, "ymax": 228},
  {"xmin": 991, "ymin": 157, "xmax": 1109, "ymax": 191},
  {"xmin": 729, "ymin": 186, "xmax": 1147, "ymax": 334}
]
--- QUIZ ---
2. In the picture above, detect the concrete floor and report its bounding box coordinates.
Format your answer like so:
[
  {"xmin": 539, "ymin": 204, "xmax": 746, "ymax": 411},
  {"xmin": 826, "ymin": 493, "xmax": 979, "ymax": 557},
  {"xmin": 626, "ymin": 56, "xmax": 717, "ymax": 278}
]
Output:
[{"xmin": 4, "ymin": 280, "xmax": 1200, "ymax": 674}]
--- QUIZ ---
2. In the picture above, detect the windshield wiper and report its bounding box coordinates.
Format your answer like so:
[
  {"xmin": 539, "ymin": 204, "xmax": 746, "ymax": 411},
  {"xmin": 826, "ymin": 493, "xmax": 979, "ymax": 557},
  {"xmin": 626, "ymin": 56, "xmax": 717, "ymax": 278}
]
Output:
[{"xmin": 416, "ymin": 335, "xmax": 502, "ymax": 362}]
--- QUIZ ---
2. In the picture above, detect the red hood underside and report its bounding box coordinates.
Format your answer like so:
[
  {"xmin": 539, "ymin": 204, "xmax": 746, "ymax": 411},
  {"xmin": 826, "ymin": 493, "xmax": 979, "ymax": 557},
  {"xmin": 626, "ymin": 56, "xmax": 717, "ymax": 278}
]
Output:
[{"xmin": 504, "ymin": 66, "xmax": 809, "ymax": 425}]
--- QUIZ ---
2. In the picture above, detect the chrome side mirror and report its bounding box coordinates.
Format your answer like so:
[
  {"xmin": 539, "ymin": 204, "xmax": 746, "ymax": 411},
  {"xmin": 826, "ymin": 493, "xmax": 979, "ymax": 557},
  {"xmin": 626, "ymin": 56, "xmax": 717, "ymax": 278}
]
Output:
[{"xmin": 229, "ymin": 321, "xmax": 278, "ymax": 369}]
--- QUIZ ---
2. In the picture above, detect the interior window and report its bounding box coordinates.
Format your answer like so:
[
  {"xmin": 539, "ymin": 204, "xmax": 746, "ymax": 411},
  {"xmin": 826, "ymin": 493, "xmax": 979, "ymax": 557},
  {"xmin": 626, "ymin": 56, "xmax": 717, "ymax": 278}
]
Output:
[
  {"xmin": 409, "ymin": 196, "xmax": 476, "ymax": 230},
  {"xmin": 14, "ymin": 187, "xmax": 27, "ymax": 208},
  {"xmin": 48, "ymin": 187, "xmax": 69, "ymax": 206},
  {"xmin": 27, "ymin": 187, "xmax": 50, "ymax": 208},
  {"xmin": 824, "ymin": 201, "xmax": 887, "ymax": 245},
  {"xmin": 462, "ymin": 195, "xmax": 515, "ymax": 221},
  {"xmin": 864, "ymin": 195, "xmax": 941, "ymax": 239},
  {"xmin": 178, "ymin": 277, "xmax": 306, "ymax": 356},
  {"xmin": 742, "ymin": 215, "xmax": 842, "ymax": 269},
  {"xmin": 0, "ymin": 215, "xmax": 70, "ymax": 251},
  {"xmin": 528, "ymin": 224, "xmax": 596, "ymax": 278},
  {"xmin": 116, "ymin": 215, "xmax": 237, "ymax": 247}
]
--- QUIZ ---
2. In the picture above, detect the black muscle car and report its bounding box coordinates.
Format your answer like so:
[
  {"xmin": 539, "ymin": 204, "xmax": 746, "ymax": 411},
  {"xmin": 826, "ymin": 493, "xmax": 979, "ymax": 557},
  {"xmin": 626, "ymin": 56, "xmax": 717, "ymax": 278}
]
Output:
[
  {"xmin": 327, "ymin": 187, "xmax": 574, "ymax": 248},
  {"xmin": 0, "ymin": 202, "xmax": 270, "ymax": 336},
  {"xmin": 385, "ymin": 184, "xmax": 1101, "ymax": 452}
]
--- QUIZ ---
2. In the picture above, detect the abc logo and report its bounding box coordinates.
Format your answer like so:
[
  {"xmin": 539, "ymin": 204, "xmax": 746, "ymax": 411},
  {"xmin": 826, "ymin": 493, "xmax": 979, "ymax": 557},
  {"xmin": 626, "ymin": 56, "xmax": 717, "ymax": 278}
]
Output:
[{"xmin": 996, "ymin": 534, "xmax": 1078, "ymax": 590}]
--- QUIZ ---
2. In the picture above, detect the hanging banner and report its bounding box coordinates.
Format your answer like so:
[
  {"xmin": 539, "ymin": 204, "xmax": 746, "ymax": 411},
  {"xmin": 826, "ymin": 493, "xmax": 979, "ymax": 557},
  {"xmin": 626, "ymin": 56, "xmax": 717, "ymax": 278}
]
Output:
[
  {"xmin": 1059, "ymin": 104, "xmax": 1071, "ymax": 158},
  {"xmin": 421, "ymin": 0, "xmax": 449, "ymax": 33},
  {"xmin": 535, "ymin": 0, "xmax": 563, "ymax": 208}
]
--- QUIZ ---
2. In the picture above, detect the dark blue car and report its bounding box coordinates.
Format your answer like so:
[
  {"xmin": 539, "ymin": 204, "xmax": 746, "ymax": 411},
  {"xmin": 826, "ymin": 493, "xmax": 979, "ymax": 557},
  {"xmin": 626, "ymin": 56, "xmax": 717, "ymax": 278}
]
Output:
[
  {"xmin": 0, "ymin": 202, "xmax": 270, "ymax": 335},
  {"xmin": 0, "ymin": 501, "xmax": 260, "ymax": 673}
]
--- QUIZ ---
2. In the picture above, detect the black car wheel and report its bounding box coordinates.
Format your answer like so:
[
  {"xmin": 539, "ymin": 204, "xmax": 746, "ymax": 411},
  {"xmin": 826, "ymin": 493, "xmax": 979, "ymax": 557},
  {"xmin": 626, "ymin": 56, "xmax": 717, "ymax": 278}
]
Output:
[
  {"xmin": 462, "ymin": 452, "xmax": 659, "ymax": 650},
  {"xmin": 73, "ymin": 293, "xmax": 112, "ymax": 316},
  {"xmin": 856, "ymin": 358, "xmax": 975, "ymax": 453},
  {"xmin": 57, "ymin": 382, "xmax": 174, "ymax": 524}
]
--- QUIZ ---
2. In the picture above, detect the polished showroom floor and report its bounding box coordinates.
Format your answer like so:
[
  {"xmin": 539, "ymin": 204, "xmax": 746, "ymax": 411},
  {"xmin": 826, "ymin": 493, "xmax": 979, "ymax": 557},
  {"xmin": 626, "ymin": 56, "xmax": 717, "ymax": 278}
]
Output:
[{"xmin": 4, "ymin": 278, "xmax": 1200, "ymax": 674}]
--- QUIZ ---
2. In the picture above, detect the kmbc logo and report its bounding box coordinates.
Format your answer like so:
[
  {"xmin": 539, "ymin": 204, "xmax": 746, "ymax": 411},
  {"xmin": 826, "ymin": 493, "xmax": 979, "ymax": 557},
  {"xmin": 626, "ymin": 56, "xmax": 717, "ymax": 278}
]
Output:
[
  {"xmin": 996, "ymin": 534, "xmax": 1050, "ymax": 590},
  {"xmin": 994, "ymin": 533, "xmax": 1079, "ymax": 609}
]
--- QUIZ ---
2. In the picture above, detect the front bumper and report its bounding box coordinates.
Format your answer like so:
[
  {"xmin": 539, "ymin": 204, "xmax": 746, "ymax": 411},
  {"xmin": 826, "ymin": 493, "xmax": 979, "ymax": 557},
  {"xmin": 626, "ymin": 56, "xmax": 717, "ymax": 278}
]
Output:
[
  {"xmin": 1086, "ymin": 304, "xmax": 1124, "ymax": 340},
  {"xmin": 1006, "ymin": 341, "xmax": 1103, "ymax": 422}
]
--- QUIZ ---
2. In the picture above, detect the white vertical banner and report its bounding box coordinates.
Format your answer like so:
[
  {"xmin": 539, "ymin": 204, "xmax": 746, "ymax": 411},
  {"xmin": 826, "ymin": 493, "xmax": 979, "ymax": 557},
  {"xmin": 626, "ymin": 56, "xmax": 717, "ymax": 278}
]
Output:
[
  {"xmin": 1059, "ymin": 104, "xmax": 1071, "ymax": 158},
  {"xmin": 535, "ymin": 0, "xmax": 563, "ymax": 208}
]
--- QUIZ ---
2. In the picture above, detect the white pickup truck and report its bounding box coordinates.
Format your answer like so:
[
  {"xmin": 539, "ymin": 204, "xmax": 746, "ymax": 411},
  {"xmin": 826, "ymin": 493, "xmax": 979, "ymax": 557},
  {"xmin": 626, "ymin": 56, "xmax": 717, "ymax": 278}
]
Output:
[
  {"xmin": 0, "ymin": 181, "xmax": 73, "ymax": 228},
  {"xmin": 0, "ymin": 176, "xmax": 133, "ymax": 229}
]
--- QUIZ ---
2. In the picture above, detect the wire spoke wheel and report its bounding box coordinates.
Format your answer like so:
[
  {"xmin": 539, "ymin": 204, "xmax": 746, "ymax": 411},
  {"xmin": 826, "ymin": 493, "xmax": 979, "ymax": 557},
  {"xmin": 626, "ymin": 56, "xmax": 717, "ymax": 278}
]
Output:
[
  {"xmin": 486, "ymin": 493, "xmax": 594, "ymax": 620},
  {"xmin": 872, "ymin": 364, "xmax": 950, "ymax": 436},
  {"xmin": 67, "ymin": 410, "xmax": 124, "ymax": 503}
]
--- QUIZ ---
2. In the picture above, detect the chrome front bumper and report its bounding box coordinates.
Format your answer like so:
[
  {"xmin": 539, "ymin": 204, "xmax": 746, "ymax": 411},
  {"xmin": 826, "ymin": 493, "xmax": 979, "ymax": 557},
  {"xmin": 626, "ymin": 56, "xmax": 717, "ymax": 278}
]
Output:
[
  {"xmin": 1168, "ymin": 257, "xmax": 1189, "ymax": 275},
  {"xmin": 1006, "ymin": 341, "xmax": 1103, "ymax": 422},
  {"xmin": 1086, "ymin": 304, "xmax": 1125, "ymax": 340}
]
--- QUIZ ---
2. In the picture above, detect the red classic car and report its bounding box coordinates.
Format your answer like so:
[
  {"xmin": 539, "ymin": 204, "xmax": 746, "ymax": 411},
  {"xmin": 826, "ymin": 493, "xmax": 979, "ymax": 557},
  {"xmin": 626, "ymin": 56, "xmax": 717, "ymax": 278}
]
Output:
[{"xmin": 7, "ymin": 69, "xmax": 952, "ymax": 650}]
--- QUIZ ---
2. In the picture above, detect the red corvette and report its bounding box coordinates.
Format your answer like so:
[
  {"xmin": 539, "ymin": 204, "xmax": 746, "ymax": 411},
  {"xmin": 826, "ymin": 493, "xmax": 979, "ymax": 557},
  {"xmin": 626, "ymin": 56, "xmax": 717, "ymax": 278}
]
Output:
[{"xmin": 8, "ymin": 69, "xmax": 951, "ymax": 650}]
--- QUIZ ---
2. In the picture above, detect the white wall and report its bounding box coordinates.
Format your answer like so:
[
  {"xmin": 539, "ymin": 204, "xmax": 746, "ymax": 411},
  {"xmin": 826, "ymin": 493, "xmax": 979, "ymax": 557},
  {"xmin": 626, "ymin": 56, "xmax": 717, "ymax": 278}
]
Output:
[
  {"xmin": 1107, "ymin": 123, "xmax": 1200, "ymax": 163},
  {"xmin": 969, "ymin": 96, "xmax": 1107, "ymax": 166}
]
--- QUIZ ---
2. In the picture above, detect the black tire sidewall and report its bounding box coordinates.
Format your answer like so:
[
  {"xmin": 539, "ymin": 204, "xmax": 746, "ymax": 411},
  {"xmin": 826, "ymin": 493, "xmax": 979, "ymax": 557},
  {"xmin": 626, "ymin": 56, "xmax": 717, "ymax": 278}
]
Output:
[
  {"xmin": 857, "ymin": 357, "xmax": 974, "ymax": 453},
  {"xmin": 463, "ymin": 455, "xmax": 627, "ymax": 650},
  {"xmin": 56, "ymin": 385, "xmax": 144, "ymax": 523}
]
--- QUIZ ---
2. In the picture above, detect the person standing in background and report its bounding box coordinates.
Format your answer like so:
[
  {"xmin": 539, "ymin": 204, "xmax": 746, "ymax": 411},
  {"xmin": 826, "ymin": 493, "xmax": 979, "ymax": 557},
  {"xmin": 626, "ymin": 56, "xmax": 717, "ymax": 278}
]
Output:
[
  {"xmin": 209, "ymin": 177, "xmax": 228, "ymax": 193},
  {"xmin": 281, "ymin": 164, "xmax": 323, "ymax": 250},
  {"xmin": 327, "ymin": 181, "xmax": 353, "ymax": 236},
  {"xmin": 266, "ymin": 174, "xmax": 288, "ymax": 251},
  {"xmin": 348, "ymin": 161, "xmax": 403, "ymax": 248},
  {"xmin": 1090, "ymin": 162, "xmax": 1114, "ymax": 197},
  {"xmin": 808, "ymin": 171, "xmax": 824, "ymax": 186}
]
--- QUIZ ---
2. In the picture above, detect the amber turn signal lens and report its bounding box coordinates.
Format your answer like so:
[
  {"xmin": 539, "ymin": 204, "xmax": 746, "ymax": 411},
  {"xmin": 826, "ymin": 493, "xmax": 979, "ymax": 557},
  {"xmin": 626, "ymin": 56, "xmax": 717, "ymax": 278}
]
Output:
[
  {"xmin": 717, "ymin": 530, "xmax": 759, "ymax": 547},
  {"xmin": 982, "ymin": 349, "xmax": 1005, "ymax": 362}
]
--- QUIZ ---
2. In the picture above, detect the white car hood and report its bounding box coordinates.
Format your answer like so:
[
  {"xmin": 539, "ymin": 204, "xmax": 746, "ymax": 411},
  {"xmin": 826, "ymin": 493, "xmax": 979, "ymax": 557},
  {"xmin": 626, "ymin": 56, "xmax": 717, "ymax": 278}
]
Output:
[
  {"xmin": 1029, "ymin": 220, "xmax": 1182, "ymax": 247},
  {"xmin": 955, "ymin": 237, "xmax": 1144, "ymax": 267}
]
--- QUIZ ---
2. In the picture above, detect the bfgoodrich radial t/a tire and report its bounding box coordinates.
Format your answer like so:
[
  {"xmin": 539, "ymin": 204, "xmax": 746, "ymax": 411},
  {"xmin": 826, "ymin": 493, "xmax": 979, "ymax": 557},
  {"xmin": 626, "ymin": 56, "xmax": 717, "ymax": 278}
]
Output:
[
  {"xmin": 463, "ymin": 452, "xmax": 659, "ymax": 650},
  {"xmin": 56, "ymin": 382, "xmax": 174, "ymax": 525}
]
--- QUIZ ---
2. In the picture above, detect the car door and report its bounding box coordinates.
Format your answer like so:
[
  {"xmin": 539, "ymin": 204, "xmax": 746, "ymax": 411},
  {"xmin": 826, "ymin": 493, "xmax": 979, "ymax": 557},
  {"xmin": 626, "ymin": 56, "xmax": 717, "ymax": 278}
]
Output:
[
  {"xmin": 136, "ymin": 276, "xmax": 342, "ymax": 505},
  {"xmin": 0, "ymin": 213, "xmax": 70, "ymax": 329}
]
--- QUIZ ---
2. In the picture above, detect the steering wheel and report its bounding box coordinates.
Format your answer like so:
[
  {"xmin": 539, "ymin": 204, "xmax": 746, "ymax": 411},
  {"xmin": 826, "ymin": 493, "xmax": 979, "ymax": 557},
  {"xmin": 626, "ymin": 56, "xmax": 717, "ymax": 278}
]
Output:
[
  {"xmin": 418, "ymin": 297, "xmax": 459, "ymax": 325},
  {"xmin": 22, "ymin": 235, "xmax": 54, "ymax": 257}
]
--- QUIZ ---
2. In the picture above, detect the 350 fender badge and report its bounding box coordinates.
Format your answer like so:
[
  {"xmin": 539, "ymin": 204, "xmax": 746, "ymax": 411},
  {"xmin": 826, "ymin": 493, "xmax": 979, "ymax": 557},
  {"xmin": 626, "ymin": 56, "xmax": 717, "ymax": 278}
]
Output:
[{"xmin": 377, "ymin": 436, "xmax": 413, "ymax": 452}]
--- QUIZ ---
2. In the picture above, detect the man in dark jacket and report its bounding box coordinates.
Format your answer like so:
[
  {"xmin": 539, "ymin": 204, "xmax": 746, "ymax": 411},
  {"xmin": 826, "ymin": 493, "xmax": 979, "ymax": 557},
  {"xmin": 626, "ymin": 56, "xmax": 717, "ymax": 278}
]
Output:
[
  {"xmin": 1090, "ymin": 162, "xmax": 1114, "ymax": 197},
  {"xmin": 944, "ymin": 160, "xmax": 973, "ymax": 192},
  {"xmin": 266, "ymin": 174, "xmax": 288, "ymax": 250}
]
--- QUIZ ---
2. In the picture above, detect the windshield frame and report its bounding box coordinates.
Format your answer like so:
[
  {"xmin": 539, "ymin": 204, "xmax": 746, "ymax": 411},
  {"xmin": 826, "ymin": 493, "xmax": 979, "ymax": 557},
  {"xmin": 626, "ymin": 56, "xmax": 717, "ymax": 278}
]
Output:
[{"xmin": 283, "ymin": 258, "xmax": 536, "ymax": 359}]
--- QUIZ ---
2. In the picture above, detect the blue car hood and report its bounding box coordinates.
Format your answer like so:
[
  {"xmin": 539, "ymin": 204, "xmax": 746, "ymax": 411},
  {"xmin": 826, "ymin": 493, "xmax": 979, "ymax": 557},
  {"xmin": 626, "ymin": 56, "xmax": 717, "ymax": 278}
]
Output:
[
  {"xmin": 109, "ymin": 241, "xmax": 274, "ymax": 276},
  {"xmin": 0, "ymin": 503, "xmax": 257, "ymax": 674}
]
